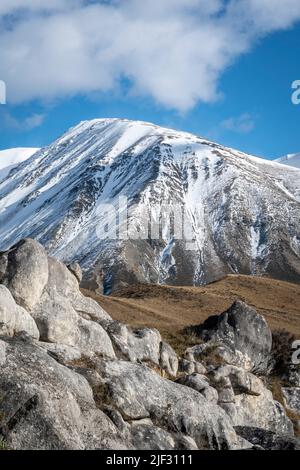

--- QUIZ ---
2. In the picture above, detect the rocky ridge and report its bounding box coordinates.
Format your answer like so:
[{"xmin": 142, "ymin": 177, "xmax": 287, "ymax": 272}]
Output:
[{"xmin": 0, "ymin": 238, "xmax": 299, "ymax": 450}]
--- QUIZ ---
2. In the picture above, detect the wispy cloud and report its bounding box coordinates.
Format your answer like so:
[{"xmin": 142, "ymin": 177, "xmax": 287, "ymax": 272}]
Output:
[
  {"xmin": 2, "ymin": 112, "xmax": 45, "ymax": 131},
  {"xmin": 221, "ymin": 113, "xmax": 256, "ymax": 134},
  {"xmin": 0, "ymin": 0, "xmax": 300, "ymax": 111}
]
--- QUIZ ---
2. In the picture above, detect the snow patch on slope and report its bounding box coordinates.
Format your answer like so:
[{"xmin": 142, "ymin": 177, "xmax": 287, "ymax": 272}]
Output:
[
  {"xmin": 0, "ymin": 148, "xmax": 39, "ymax": 181},
  {"xmin": 276, "ymin": 153, "xmax": 300, "ymax": 169}
]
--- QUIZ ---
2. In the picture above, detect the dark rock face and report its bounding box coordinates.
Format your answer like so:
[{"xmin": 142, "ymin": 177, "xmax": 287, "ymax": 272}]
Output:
[
  {"xmin": 0, "ymin": 239, "xmax": 298, "ymax": 450},
  {"xmin": 194, "ymin": 300, "xmax": 273, "ymax": 373},
  {"xmin": 234, "ymin": 426, "xmax": 300, "ymax": 450},
  {"xmin": 282, "ymin": 387, "xmax": 300, "ymax": 415}
]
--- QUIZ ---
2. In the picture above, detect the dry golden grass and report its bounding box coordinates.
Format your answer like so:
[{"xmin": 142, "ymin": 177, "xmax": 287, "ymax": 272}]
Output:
[{"xmin": 82, "ymin": 274, "xmax": 300, "ymax": 354}]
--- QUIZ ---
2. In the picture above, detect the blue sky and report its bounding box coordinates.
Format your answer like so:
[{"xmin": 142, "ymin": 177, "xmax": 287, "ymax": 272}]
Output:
[{"xmin": 0, "ymin": 0, "xmax": 300, "ymax": 159}]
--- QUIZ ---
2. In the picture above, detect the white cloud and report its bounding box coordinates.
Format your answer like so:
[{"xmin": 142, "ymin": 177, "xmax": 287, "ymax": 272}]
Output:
[
  {"xmin": 0, "ymin": 0, "xmax": 81, "ymax": 15},
  {"xmin": 0, "ymin": 0, "xmax": 300, "ymax": 111},
  {"xmin": 227, "ymin": 0, "xmax": 300, "ymax": 33},
  {"xmin": 221, "ymin": 113, "xmax": 256, "ymax": 134}
]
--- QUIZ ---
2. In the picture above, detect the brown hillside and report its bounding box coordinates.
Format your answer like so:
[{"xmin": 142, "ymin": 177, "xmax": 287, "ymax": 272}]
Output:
[{"xmin": 82, "ymin": 274, "xmax": 300, "ymax": 354}]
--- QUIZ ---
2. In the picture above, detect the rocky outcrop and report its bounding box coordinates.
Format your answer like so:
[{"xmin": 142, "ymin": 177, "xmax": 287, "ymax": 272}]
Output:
[
  {"xmin": 187, "ymin": 300, "xmax": 272, "ymax": 373},
  {"xmin": 93, "ymin": 359, "xmax": 239, "ymax": 450},
  {"xmin": 234, "ymin": 426, "xmax": 300, "ymax": 450},
  {"xmin": 0, "ymin": 239, "xmax": 298, "ymax": 450},
  {"xmin": 0, "ymin": 285, "xmax": 39, "ymax": 339},
  {"xmin": 0, "ymin": 335, "xmax": 125, "ymax": 450},
  {"xmin": 282, "ymin": 388, "xmax": 300, "ymax": 416},
  {"xmin": 0, "ymin": 239, "xmax": 48, "ymax": 311},
  {"xmin": 67, "ymin": 263, "xmax": 82, "ymax": 284}
]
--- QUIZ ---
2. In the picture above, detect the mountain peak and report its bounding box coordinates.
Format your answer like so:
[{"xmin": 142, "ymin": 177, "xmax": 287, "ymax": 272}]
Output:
[{"xmin": 0, "ymin": 120, "xmax": 300, "ymax": 293}]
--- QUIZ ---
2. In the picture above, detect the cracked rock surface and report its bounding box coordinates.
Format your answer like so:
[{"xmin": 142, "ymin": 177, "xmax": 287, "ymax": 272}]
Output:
[{"xmin": 0, "ymin": 239, "xmax": 299, "ymax": 450}]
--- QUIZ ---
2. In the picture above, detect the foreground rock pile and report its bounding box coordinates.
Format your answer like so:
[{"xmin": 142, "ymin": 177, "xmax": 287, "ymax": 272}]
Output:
[{"xmin": 0, "ymin": 239, "xmax": 299, "ymax": 450}]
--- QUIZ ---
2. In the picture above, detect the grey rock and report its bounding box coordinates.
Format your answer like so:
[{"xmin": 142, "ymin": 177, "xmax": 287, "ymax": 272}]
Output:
[
  {"xmin": 185, "ymin": 342, "xmax": 238, "ymax": 367},
  {"xmin": 208, "ymin": 372, "xmax": 236, "ymax": 404},
  {"xmin": 0, "ymin": 335, "xmax": 127, "ymax": 450},
  {"xmin": 194, "ymin": 362, "xmax": 207, "ymax": 374},
  {"xmin": 176, "ymin": 373, "xmax": 219, "ymax": 404},
  {"xmin": 207, "ymin": 365, "xmax": 293, "ymax": 435},
  {"xmin": 130, "ymin": 421, "xmax": 176, "ymax": 450},
  {"xmin": 72, "ymin": 293, "xmax": 112, "ymax": 325},
  {"xmin": 67, "ymin": 263, "xmax": 82, "ymax": 283},
  {"xmin": 0, "ymin": 253, "xmax": 8, "ymax": 283},
  {"xmin": 0, "ymin": 285, "xmax": 39, "ymax": 339},
  {"xmin": 38, "ymin": 342, "xmax": 83, "ymax": 364},
  {"xmin": 195, "ymin": 301, "xmax": 272, "ymax": 372},
  {"xmin": 32, "ymin": 291, "xmax": 80, "ymax": 346},
  {"xmin": 176, "ymin": 373, "xmax": 210, "ymax": 392},
  {"xmin": 74, "ymin": 368, "xmax": 103, "ymax": 390},
  {"xmin": 284, "ymin": 366, "xmax": 300, "ymax": 387},
  {"xmin": 77, "ymin": 317, "xmax": 116, "ymax": 358},
  {"xmin": 14, "ymin": 305, "xmax": 39, "ymax": 340},
  {"xmin": 230, "ymin": 391, "xmax": 293, "ymax": 435},
  {"xmin": 0, "ymin": 239, "xmax": 48, "ymax": 311},
  {"xmin": 0, "ymin": 339, "xmax": 7, "ymax": 365},
  {"xmin": 0, "ymin": 285, "xmax": 16, "ymax": 336},
  {"xmin": 282, "ymin": 387, "xmax": 300, "ymax": 415},
  {"xmin": 179, "ymin": 359, "xmax": 196, "ymax": 375},
  {"xmin": 159, "ymin": 342, "xmax": 178, "ymax": 377},
  {"xmin": 95, "ymin": 359, "xmax": 240, "ymax": 450},
  {"xmin": 178, "ymin": 358, "xmax": 206, "ymax": 375},
  {"xmin": 107, "ymin": 322, "xmax": 161, "ymax": 364},
  {"xmin": 31, "ymin": 268, "xmax": 115, "ymax": 357},
  {"xmin": 130, "ymin": 419, "xmax": 199, "ymax": 450},
  {"xmin": 210, "ymin": 365, "xmax": 265, "ymax": 396},
  {"xmin": 0, "ymin": 238, "xmax": 296, "ymax": 451},
  {"xmin": 201, "ymin": 386, "xmax": 219, "ymax": 404},
  {"xmin": 46, "ymin": 257, "xmax": 112, "ymax": 324},
  {"xmin": 218, "ymin": 386, "xmax": 236, "ymax": 405},
  {"xmin": 175, "ymin": 435, "xmax": 199, "ymax": 450},
  {"xmin": 235, "ymin": 426, "xmax": 300, "ymax": 450}
]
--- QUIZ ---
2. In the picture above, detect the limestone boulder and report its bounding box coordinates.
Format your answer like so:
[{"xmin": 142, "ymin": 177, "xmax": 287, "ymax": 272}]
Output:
[
  {"xmin": 77, "ymin": 318, "xmax": 116, "ymax": 359},
  {"xmin": 67, "ymin": 263, "xmax": 82, "ymax": 283},
  {"xmin": 31, "ymin": 291, "xmax": 79, "ymax": 346},
  {"xmin": 0, "ymin": 285, "xmax": 16, "ymax": 337},
  {"xmin": 0, "ymin": 239, "xmax": 48, "ymax": 311},
  {"xmin": 14, "ymin": 305, "xmax": 40, "ymax": 340},
  {"xmin": 282, "ymin": 387, "xmax": 300, "ymax": 416},
  {"xmin": 194, "ymin": 301, "xmax": 272, "ymax": 372},
  {"xmin": 235, "ymin": 426, "xmax": 300, "ymax": 450},
  {"xmin": 176, "ymin": 373, "xmax": 219, "ymax": 404},
  {"xmin": 95, "ymin": 359, "xmax": 240, "ymax": 450},
  {"xmin": 107, "ymin": 322, "xmax": 161, "ymax": 364},
  {"xmin": 0, "ymin": 335, "xmax": 127, "ymax": 450},
  {"xmin": 159, "ymin": 342, "xmax": 178, "ymax": 377},
  {"xmin": 0, "ymin": 285, "xmax": 39, "ymax": 339}
]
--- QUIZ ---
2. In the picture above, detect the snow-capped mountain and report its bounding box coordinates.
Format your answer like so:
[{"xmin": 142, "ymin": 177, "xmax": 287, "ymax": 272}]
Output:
[
  {"xmin": 0, "ymin": 147, "xmax": 39, "ymax": 181},
  {"xmin": 276, "ymin": 153, "xmax": 300, "ymax": 169},
  {"xmin": 0, "ymin": 118, "xmax": 300, "ymax": 293}
]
